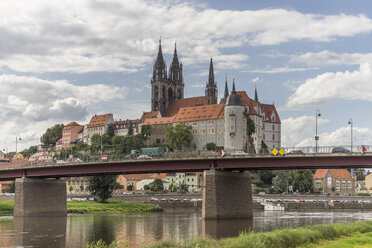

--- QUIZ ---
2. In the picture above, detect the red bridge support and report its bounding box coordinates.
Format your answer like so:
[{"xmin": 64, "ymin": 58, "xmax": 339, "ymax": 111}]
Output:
[
  {"xmin": 202, "ymin": 170, "xmax": 253, "ymax": 219},
  {"xmin": 14, "ymin": 178, "xmax": 67, "ymax": 217}
]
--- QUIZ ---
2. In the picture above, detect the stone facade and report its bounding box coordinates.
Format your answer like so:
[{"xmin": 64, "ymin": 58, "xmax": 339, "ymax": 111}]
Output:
[
  {"xmin": 14, "ymin": 178, "xmax": 67, "ymax": 216},
  {"xmin": 313, "ymin": 169, "xmax": 356, "ymax": 195},
  {"xmin": 202, "ymin": 170, "xmax": 253, "ymax": 219}
]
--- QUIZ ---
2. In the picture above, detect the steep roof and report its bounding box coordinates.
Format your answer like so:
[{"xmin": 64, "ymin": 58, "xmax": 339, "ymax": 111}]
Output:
[
  {"xmin": 173, "ymin": 104, "xmax": 224, "ymax": 122},
  {"xmin": 221, "ymin": 91, "xmax": 258, "ymax": 115},
  {"xmin": 313, "ymin": 169, "xmax": 352, "ymax": 179},
  {"xmin": 64, "ymin": 121, "xmax": 82, "ymax": 127},
  {"xmin": 87, "ymin": 114, "xmax": 112, "ymax": 128},
  {"xmin": 143, "ymin": 116, "xmax": 175, "ymax": 125},
  {"xmin": 139, "ymin": 111, "xmax": 160, "ymax": 123},
  {"xmin": 165, "ymin": 96, "xmax": 205, "ymax": 117},
  {"xmin": 261, "ymin": 103, "xmax": 281, "ymax": 124}
]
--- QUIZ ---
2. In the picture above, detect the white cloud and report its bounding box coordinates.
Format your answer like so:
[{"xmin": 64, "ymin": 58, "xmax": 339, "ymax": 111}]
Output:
[
  {"xmin": 281, "ymin": 115, "xmax": 329, "ymax": 147},
  {"xmin": 245, "ymin": 66, "xmax": 314, "ymax": 74},
  {"xmin": 287, "ymin": 63, "xmax": 372, "ymax": 108},
  {"xmin": 0, "ymin": 1, "xmax": 371, "ymax": 73},
  {"xmin": 296, "ymin": 127, "xmax": 372, "ymax": 148},
  {"xmin": 251, "ymin": 77, "xmax": 261, "ymax": 83},
  {"xmin": 291, "ymin": 50, "xmax": 372, "ymax": 66},
  {"xmin": 0, "ymin": 74, "xmax": 127, "ymax": 150}
]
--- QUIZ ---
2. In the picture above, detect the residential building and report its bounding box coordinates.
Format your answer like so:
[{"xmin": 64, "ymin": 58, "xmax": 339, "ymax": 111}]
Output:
[
  {"xmin": 66, "ymin": 177, "xmax": 89, "ymax": 195},
  {"xmin": 313, "ymin": 169, "xmax": 356, "ymax": 195},
  {"xmin": 62, "ymin": 122, "xmax": 83, "ymax": 148},
  {"xmin": 164, "ymin": 172, "xmax": 203, "ymax": 192},
  {"xmin": 117, "ymin": 173, "xmax": 167, "ymax": 192},
  {"xmin": 114, "ymin": 119, "xmax": 140, "ymax": 136},
  {"xmin": 86, "ymin": 113, "xmax": 114, "ymax": 144},
  {"xmin": 364, "ymin": 173, "xmax": 372, "ymax": 193},
  {"xmin": 0, "ymin": 151, "xmax": 5, "ymax": 160}
]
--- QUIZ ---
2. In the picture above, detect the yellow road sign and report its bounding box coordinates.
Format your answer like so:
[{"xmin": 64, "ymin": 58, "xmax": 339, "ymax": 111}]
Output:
[
  {"xmin": 279, "ymin": 148, "xmax": 285, "ymax": 156},
  {"xmin": 272, "ymin": 148, "xmax": 278, "ymax": 156}
]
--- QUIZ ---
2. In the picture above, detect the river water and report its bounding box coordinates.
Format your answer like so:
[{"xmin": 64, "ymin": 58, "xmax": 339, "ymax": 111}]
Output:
[{"xmin": 1, "ymin": 211, "xmax": 372, "ymax": 247}]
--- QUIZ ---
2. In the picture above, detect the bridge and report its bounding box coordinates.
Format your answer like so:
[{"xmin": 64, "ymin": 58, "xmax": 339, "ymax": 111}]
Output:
[{"xmin": 1, "ymin": 153, "xmax": 372, "ymax": 219}]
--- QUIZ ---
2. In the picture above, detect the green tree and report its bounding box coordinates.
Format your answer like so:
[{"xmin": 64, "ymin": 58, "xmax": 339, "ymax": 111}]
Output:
[
  {"xmin": 69, "ymin": 186, "xmax": 73, "ymax": 192},
  {"xmin": 166, "ymin": 123, "xmax": 193, "ymax": 150},
  {"xmin": 90, "ymin": 134, "xmax": 101, "ymax": 146},
  {"xmin": 21, "ymin": 145, "xmax": 38, "ymax": 158},
  {"xmin": 356, "ymin": 168, "xmax": 366, "ymax": 181},
  {"xmin": 87, "ymin": 175, "xmax": 122, "ymax": 203},
  {"xmin": 141, "ymin": 125, "xmax": 151, "ymax": 140},
  {"xmin": 272, "ymin": 170, "xmax": 292, "ymax": 193},
  {"xmin": 106, "ymin": 123, "xmax": 115, "ymax": 138},
  {"xmin": 243, "ymin": 112, "xmax": 256, "ymax": 136},
  {"xmin": 128, "ymin": 123, "xmax": 134, "ymax": 136},
  {"xmin": 41, "ymin": 124, "xmax": 64, "ymax": 146},
  {"xmin": 180, "ymin": 182, "xmax": 189, "ymax": 192},
  {"xmin": 260, "ymin": 170, "xmax": 275, "ymax": 185},
  {"xmin": 204, "ymin": 142, "xmax": 223, "ymax": 152},
  {"xmin": 291, "ymin": 169, "xmax": 314, "ymax": 193},
  {"xmin": 80, "ymin": 185, "xmax": 84, "ymax": 192},
  {"xmin": 261, "ymin": 141, "xmax": 269, "ymax": 154},
  {"xmin": 127, "ymin": 184, "xmax": 134, "ymax": 191}
]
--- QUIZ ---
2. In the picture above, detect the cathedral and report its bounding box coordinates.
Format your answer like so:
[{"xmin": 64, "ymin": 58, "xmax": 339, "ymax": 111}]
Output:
[{"xmin": 141, "ymin": 40, "xmax": 281, "ymax": 153}]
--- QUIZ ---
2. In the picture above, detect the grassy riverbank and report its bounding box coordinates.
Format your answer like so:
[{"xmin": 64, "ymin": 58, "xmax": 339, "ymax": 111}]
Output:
[
  {"xmin": 0, "ymin": 200, "xmax": 161, "ymax": 215},
  {"xmin": 141, "ymin": 221, "xmax": 372, "ymax": 248}
]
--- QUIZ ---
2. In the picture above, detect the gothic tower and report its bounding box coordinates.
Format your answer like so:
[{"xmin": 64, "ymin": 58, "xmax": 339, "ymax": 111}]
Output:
[
  {"xmin": 205, "ymin": 58, "xmax": 217, "ymax": 105},
  {"xmin": 169, "ymin": 42, "xmax": 184, "ymax": 101}
]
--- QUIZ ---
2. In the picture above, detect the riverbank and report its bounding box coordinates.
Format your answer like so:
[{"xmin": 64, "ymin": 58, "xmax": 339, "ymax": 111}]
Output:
[
  {"xmin": 0, "ymin": 200, "xmax": 161, "ymax": 215},
  {"xmin": 141, "ymin": 221, "xmax": 372, "ymax": 248}
]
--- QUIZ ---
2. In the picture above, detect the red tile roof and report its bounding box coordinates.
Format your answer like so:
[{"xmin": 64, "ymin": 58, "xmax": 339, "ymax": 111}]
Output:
[
  {"xmin": 64, "ymin": 122, "xmax": 81, "ymax": 127},
  {"xmin": 140, "ymin": 111, "xmax": 160, "ymax": 123},
  {"xmin": 143, "ymin": 116, "xmax": 175, "ymax": 125},
  {"xmin": 87, "ymin": 114, "xmax": 112, "ymax": 128},
  {"xmin": 261, "ymin": 103, "xmax": 281, "ymax": 124},
  {"xmin": 165, "ymin": 96, "xmax": 205, "ymax": 117},
  {"xmin": 220, "ymin": 91, "xmax": 258, "ymax": 115},
  {"xmin": 313, "ymin": 169, "xmax": 352, "ymax": 179},
  {"xmin": 173, "ymin": 104, "xmax": 224, "ymax": 122}
]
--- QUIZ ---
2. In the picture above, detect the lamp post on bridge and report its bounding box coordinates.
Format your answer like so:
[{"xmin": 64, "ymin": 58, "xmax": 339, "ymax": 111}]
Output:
[
  {"xmin": 315, "ymin": 109, "xmax": 321, "ymax": 153},
  {"xmin": 2, "ymin": 147, "xmax": 8, "ymax": 160},
  {"xmin": 15, "ymin": 136, "xmax": 21, "ymax": 166},
  {"xmin": 348, "ymin": 118, "xmax": 353, "ymax": 152}
]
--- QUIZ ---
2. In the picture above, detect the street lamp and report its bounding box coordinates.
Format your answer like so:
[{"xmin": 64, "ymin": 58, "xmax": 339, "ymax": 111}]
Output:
[
  {"xmin": 15, "ymin": 136, "xmax": 21, "ymax": 166},
  {"xmin": 348, "ymin": 118, "xmax": 353, "ymax": 152},
  {"xmin": 315, "ymin": 109, "xmax": 321, "ymax": 153}
]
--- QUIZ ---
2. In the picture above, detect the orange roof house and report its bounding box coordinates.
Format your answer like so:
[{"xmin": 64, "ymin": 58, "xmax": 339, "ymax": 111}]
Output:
[{"xmin": 314, "ymin": 169, "xmax": 352, "ymax": 180}]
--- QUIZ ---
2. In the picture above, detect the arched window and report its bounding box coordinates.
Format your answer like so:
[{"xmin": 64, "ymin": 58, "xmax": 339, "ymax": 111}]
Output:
[
  {"xmin": 162, "ymin": 86, "xmax": 166, "ymax": 98},
  {"xmin": 177, "ymin": 89, "xmax": 181, "ymax": 98},
  {"xmin": 154, "ymin": 86, "xmax": 159, "ymax": 99},
  {"xmin": 168, "ymin": 87, "xmax": 173, "ymax": 99}
]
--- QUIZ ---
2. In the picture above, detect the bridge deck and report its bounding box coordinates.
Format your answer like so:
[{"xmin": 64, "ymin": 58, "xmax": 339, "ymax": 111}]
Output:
[{"xmin": 1, "ymin": 153, "xmax": 372, "ymax": 180}]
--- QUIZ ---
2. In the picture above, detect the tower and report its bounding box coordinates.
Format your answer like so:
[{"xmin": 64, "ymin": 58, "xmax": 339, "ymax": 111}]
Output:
[
  {"xmin": 224, "ymin": 75, "xmax": 229, "ymax": 99},
  {"xmin": 224, "ymin": 80, "xmax": 246, "ymax": 153},
  {"xmin": 169, "ymin": 42, "xmax": 184, "ymax": 101},
  {"xmin": 205, "ymin": 58, "xmax": 217, "ymax": 105},
  {"xmin": 254, "ymin": 87, "xmax": 259, "ymax": 102}
]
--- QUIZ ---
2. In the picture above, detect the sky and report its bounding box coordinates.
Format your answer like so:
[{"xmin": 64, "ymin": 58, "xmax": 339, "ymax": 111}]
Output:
[{"xmin": 2, "ymin": 0, "xmax": 372, "ymax": 152}]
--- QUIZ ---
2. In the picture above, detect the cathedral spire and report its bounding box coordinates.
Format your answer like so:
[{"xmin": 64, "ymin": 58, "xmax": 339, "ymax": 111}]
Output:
[
  {"xmin": 224, "ymin": 75, "xmax": 229, "ymax": 99},
  {"xmin": 169, "ymin": 41, "xmax": 182, "ymax": 84},
  {"xmin": 254, "ymin": 86, "xmax": 259, "ymax": 102},
  {"xmin": 153, "ymin": 39, "xmax": 167, "ymax": 80},
  {"xmin": 232, "ymin": 78, "xmax": 236, "ymax": 93},
  {"xmin": 208, "ymin": 58, "xmax": 215, "ymax": 85}
]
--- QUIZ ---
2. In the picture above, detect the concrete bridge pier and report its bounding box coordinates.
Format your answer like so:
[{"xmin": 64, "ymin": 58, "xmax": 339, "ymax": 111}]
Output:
[
  {"xmin": 14, "ymin": 178, "xmax": 67, "ymax": 217},
  {"xmin": 202, "ymin": 170, "xmax": 253, "ymax": 219}
]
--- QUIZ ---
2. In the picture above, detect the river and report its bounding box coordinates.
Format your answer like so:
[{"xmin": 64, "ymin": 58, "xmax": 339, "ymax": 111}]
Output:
[{"xmin": 1, "ymin": 211, "xmax": 372, "ymax": 247}]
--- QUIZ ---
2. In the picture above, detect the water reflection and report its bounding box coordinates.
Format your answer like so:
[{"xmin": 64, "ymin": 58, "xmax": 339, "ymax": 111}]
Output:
[
  {"xmin": 13, "ymin": 216, "xmax": 66, "ymax": 248},
  {"xmin": 203, "ymin": 218, "xmax": 253, "ymax": 239},
  {"xmin": 2, "ymin": 211, "xmax": 372, "ymax": 247}
]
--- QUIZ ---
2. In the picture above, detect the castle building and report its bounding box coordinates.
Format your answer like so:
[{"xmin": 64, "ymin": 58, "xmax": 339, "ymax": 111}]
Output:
[{"xmin": 141, "ymin": 41, "xmax": 281, "ymax": 153}]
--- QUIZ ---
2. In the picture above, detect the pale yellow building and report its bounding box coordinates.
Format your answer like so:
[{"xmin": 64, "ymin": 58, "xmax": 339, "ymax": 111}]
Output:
[{"xmin": 66, "ymin": 177, "xmax": 89, "ymax": 195}]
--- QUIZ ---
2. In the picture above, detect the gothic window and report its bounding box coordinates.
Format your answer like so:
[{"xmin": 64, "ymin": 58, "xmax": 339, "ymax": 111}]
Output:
[
  {"xmin": 162, "ymin": 86, "xmax": 166, "ymax": 98},
  {"xmin": 154, "ymin": 86, "xmax": 159, "ymax": 99},
  {"xmin": 154, "ymin": 101, "xmax": 159, "ymax": 111},
  {"xmin": 168, "ymin": 87, "xmax": 173, "ymax": 99},
  {"xmin": 177, "ymin": 89, "xmax": 181, "ymax": 99}
]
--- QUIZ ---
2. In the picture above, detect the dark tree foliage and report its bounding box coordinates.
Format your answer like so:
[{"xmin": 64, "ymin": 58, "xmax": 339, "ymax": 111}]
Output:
[
  {"xmin": 261, "ymin": 141, "xmax": 269, "ymax": 154},
  {"xmin": 291, "ymin": 169, "xmax": 314, "ymax": 193},
  {"xmin": 243, "ymin": 112, "xmax": 256, "ymax": 136},
  {"xmin": 141, "ymin": 125, "xmax": 152, "ymax": 140},
  {"xmin": 128, "ymin": 123, "xmax": 134, "ymax": 136},
  {"xmin": 87, "ymin": 175, "xmax": 122, "ymax": 203},
  {"xmin": 41, "ymin": 124, "xmax": 64, "ymax": 146},
  {"xmin": 113, "ymin": 134, "xmax": 145, "ymax": 154},
  {"xmin": 21, "ymin": 145, "xmax": 38, "ymax": 158},
  {"xmin": 204, "ymin": 143, "xmax": 224, "ymax": 152},
  {"xmin": 127, "ymin": 184, "xmax": 134, "ymax": 191},
  {"xmin": 144, "ymin": 179, "xmax": 164, "ymax": 192},
  {"xmin": 106, "ymin": 123, "xmax": 115, "ymax": 138},
  {"xmin": 260, "ymin": 170, "xmax": 275, "ymax": 185},
  {"xmin": 356, "ymin": 168, "xmax": 366, "ymax": 181}
]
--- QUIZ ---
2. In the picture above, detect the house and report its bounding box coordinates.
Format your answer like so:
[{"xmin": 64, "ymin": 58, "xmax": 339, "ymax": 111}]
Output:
[
  {"xmin": 164, "ymin": 172, "xmax": 203, "ymax": 192},
  {"xmin": 117, "ymin": 173, "xmax": 167, "ymax": 192},
  {"xmin": 86, "ymin": 113, "xmax": 114, "ymax": 144},
  {"xmin": 313, "ymin": 169, "xmax": 356, "ymax": 195},
  {"xmin": 65, "ymin": 177, "xmax": 89, "ymax": 195},
  {"xmin": 114, "ymin": 119, "xmax": 140, "ymax": 136},
  {"xmin": 62, "ymin": 122, "xmax": 84, "ymax": 148}
]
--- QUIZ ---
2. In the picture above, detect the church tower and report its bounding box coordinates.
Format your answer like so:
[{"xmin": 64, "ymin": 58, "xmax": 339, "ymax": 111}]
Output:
[
  {"xmin": 169, "ymin": 42, "xmax": 184, "ymax": 101},
  {"xmin": 205, "ymin": 58, "xmax": 217, "ymax": 105}
]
